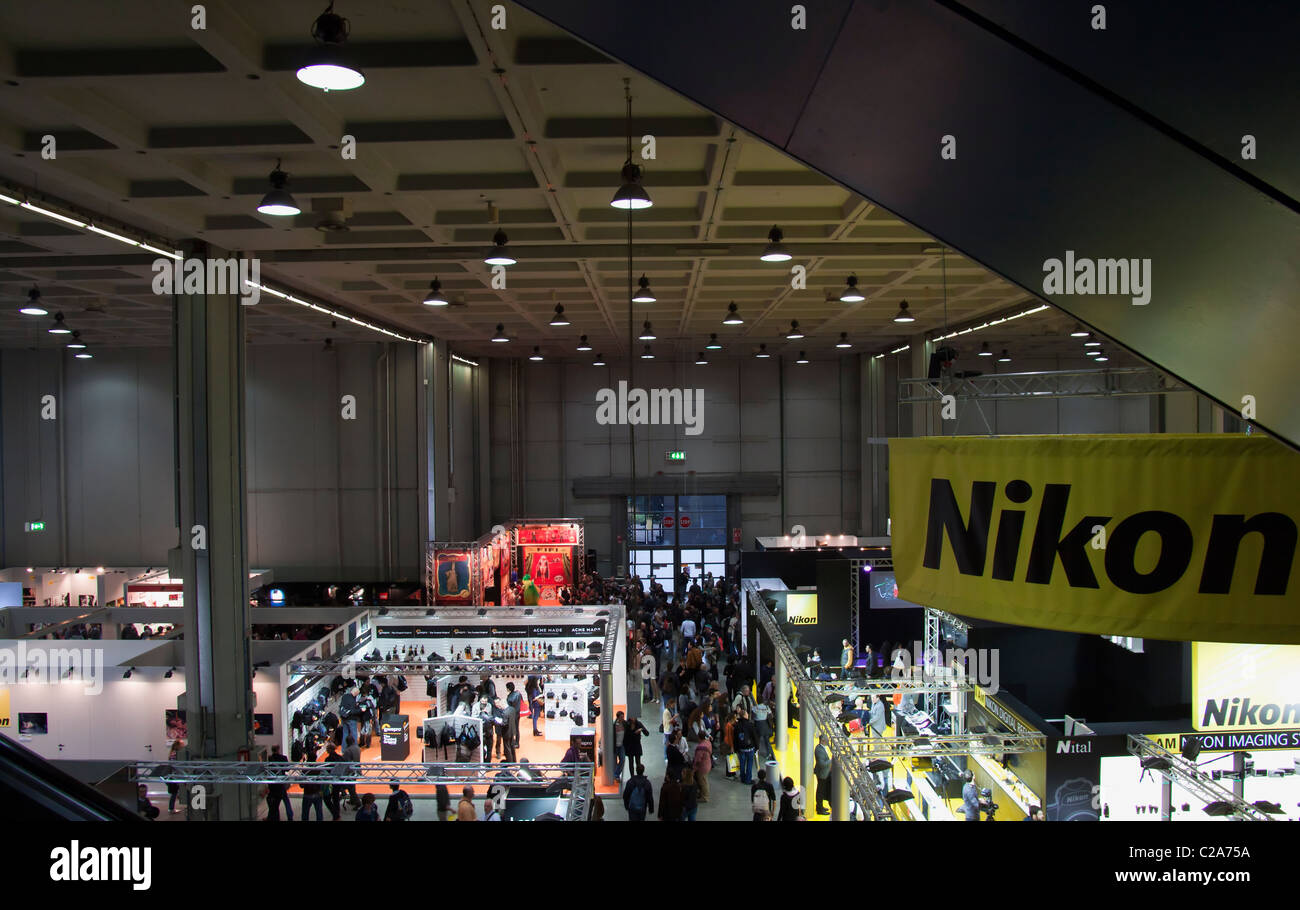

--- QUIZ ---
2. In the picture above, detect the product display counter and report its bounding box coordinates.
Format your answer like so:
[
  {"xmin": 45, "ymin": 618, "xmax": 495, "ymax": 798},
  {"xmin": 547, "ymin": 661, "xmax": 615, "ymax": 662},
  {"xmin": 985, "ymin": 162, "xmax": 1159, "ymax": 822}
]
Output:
[{"xmin": 970, "ymin": 752, "xmax": 1039, "ymax": 818}]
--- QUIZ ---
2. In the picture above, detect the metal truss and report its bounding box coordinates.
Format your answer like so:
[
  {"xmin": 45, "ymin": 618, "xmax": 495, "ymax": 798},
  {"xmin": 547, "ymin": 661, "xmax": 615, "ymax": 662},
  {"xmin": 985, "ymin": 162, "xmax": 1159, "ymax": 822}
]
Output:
[
  {"xmin": 849, "ymin": 561, "xmax": 860, "ymax": 652},
  {"xmin": 1127, "ymin": 735, "xmax": 1275, "ymax": 822},
  {"xmin": 746, "ymin": 581, "xmax": 894, "ymax": 820},
  {"xmin": 923, "ymin": 609, "xmax": 941, "ymax": 717},
  {"xmin": 846, "ymin": 732, "xmax": 1045, "ymax": 759},
  {"xmin": 898, "ymin": 367, "xmax": 1189, "ymax": 403},
  {"xmin": 290, "ymin": 658, "xmax": 604, "ymax": 677},
  {"xmin": 819, "ymin": 678, "xmax": 979, "ymax": 698}
]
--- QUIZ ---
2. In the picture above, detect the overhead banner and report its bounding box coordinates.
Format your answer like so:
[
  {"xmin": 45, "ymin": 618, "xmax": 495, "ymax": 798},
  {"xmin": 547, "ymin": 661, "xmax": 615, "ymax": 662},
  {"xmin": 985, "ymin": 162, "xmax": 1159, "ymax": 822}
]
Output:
[
  {"xmin": 1192, "ymin": 642, "xmax": 1300, "ymax": 731},
  {"xmin": 889, "ymin": 435, "xmax": 1300, "ymax": 644}
]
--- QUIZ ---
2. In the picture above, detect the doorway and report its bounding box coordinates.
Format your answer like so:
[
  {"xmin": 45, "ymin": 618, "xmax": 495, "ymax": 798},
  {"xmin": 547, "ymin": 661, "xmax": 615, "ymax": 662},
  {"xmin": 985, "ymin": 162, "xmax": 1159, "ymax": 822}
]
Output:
[{"xmin": 627, "ymin": 494, "xmax": 727, "ymax": 595}]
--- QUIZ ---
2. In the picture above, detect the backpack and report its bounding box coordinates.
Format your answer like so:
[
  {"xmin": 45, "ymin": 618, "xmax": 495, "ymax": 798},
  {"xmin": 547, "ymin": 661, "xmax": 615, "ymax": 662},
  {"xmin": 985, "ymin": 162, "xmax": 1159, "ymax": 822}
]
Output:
[
  {"xmin": 398, "ymin": 791, "xmax": 414, "ymax": 819},
  {"xmin": 752, "ymin": 787, "xmax": 772, "ymax": 815},
  {"xmin": 396, "ymin": 675, "xmax": 408, "ymax": 692},
  {"xmin": 458, "ymin": 723, "xmax": 481, "ymax": 750},
  {"xmin": 627, "ymin": 781, "xmax": 647, "ymax": 812}
]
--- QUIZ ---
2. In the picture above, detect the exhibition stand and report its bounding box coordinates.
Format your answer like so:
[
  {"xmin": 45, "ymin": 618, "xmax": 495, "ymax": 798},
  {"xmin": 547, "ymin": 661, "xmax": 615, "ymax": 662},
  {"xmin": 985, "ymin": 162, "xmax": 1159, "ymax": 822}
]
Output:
[{"xmin": 425, "ymin": 519, "xmax": 585, "ymax": 608}]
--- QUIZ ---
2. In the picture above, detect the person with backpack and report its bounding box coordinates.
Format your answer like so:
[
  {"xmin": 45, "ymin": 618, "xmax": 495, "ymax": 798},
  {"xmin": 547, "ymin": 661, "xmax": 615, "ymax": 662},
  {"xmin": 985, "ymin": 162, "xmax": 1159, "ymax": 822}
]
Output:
[
  {"xmin": 692, "ymin": 732, "xmax": 713, "ymax": 802},
  {"xmin": 657, "ymin": 772, "xmax": 683, "ymax": 822},
  {"xmin": 778, "ymin": 776, "xmax": 805, "ymax": 821},
  {"xmin": 813, "ymin": 734, "xmax": 833, "ymax": 815},
  {"xmin": 734, "ymin": 708, "xmax": 759, "ymax": 784},
  {"xmin": 481, "ymin": 797, "xmax": 502, "ymax": 821},
  {"xmin": 355, "ymin": 793, "xmax": 379, "ymax": 821},
  {"xmin": 751, "ymin": 769, "xmax": 776, "ymax": 821},
  {"xmin": 622, "ymin": 762, "xmax": 654, "ymax": 821},
  {"xmin": 384, "ymin": 783, "xmax": 414, "ymax": 821}
]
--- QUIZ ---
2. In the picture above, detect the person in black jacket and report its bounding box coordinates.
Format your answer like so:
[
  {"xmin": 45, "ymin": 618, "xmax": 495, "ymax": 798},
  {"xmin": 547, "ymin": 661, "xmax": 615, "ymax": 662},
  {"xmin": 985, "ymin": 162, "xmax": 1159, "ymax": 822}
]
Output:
[
  {"xmin": 323, "ymin": 742, "xmax": 346, "ymax": 820},
  {"xmin": 622, "ymin": 716, "xmax": 649, "ymax": 778},
  {"xmin": 733, "ymin": 709, "xmax": 759, "ymax": 785},
  {"xmin": 265, "ymin": 744, "xmax": 293, "ymax": 821},
  {"xmin": 622, "ymin": 763, "xmax": 654, "ymax": 821}
]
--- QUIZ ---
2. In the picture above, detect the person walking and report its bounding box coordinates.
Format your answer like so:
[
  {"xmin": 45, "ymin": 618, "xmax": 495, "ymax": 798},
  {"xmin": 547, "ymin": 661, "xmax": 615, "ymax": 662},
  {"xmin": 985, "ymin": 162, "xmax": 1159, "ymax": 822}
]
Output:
[
  {"xmin": 778, "ymin": 776, "xmax": 805, "ymax": 821},
  {"xmin": 457, "ymin": 785, "xmax": 477, "ymax": 821},
  {"xmin": 622, "ymin": 762, "xmax": 654, "ymax": 821},
  {"xmin": 265, "ymin": 744, "xmax": 293, "ymax": 821},
  {"xmin": 613, "ymin": 711, "xmax": 628, "ymax": 782},
  {"xmin": 813, "ymin": 734, "xmax": 833, "ymax": 815},
  {"xmin": 504, "ymin": 682, "xmax": 523, "ymax": 749},
  {"xmin": 623, "ymin": 715, "xmax": 649, "ymax": 777},
  {"xmin": 526, "ymin": 676, "xmax": 544, "ymax": 737},
  {"xmin": 751, "ymin": 769, "xmax": 776, "ymax": 821},
  {"xmin": 640, "ymin": 647, "xmax": 658, "ymax": 703},
  {"xmin": 734, "ymin": 708, "xmax": 759, "ymax": 785},
  {"xmin": 658, "ymin": 772, "xmax": 683, "ymax": 822},
  {"xmin": 680, "ymin": 769, "xmax": 700, "ymax": 821},
  {"xmin": 692, "ymin": 733, "xmax": 713, "ymax": 802},
  {"xmin": 752, "ymin": 697, "xmax": 774, "ymax": 761}
]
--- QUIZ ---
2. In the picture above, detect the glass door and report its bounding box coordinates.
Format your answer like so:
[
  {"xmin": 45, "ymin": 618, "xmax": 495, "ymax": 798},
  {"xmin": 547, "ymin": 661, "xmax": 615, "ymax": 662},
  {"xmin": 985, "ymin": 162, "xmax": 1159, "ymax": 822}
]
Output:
[{"xmin": 628, "ymin": 494, "xmax": 728, "ymax": 597}]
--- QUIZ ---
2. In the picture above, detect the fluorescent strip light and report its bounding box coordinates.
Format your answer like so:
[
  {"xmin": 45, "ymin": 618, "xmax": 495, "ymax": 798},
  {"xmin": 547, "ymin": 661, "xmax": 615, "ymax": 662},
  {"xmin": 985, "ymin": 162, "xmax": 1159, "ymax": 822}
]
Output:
[
  {"xmin": 140, "ymin": 243, "xmax": 182, "ymax": 260},
  {"xmin": 931, "ymin": 304, "xmax": 1049, "ymax": 342},
  {"xmin": 87, "ymin": 224, "xmax": 139, "ymax": 246},
  {"xmin": 0, "ymin": 191, "xmax": 21, "ymax": 205},
  {"xmin": 451, "ymin": 354, "xmax": 479, "ymax": 367},
  {"xmin": 21, "ymin": 201, "xmax": 86, "ymax": 227}
]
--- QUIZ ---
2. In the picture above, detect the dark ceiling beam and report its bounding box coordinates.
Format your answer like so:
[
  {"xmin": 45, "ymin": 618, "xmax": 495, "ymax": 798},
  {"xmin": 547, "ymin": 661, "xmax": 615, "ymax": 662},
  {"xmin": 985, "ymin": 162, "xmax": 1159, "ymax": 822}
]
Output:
[
  {"xmin": 544, "ymin": 116, "xmax": 719, "ymax": 138},
  {"xmin": 14, "ymin": 46, "xmax": 225, "ymax": 78},
  {"xmin": 262, "ymin": 40, "xmax": 479, "ymax": 71}
]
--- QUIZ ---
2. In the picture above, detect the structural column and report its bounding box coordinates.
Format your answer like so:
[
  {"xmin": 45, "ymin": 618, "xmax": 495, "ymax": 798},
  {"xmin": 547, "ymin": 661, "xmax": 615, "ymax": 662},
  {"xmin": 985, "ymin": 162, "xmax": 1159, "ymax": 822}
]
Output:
[
  {"xmin": 1160, "ymin": 776, "xmax": 1172, "ymax": 821},
  {"xmin": 830, "ymin": 754, "xmax": 850, "ymax": 821},
  {"xmin": 599, "ymin": 670, "xmax": 615, "ymax": 786},
  {"xmin": 799, "ymin": 695, "xmax": 815, "ymax": 807},
  {"xmin": 175, "ymin": 241, "xmax": 254, "ymax": 821},
  {"xmin": 774, "ymin": 656, "xmax": 788, "ymax": 752}
]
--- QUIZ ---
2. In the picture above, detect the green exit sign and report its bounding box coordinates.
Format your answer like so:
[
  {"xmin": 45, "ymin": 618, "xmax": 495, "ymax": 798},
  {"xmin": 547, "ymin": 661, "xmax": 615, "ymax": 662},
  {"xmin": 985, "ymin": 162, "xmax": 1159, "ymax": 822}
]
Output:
[
  {"xmin": 665, "ymin": 451, "xmax": 686, "ymax": 462},
  {"xmin": 25, "ymin": 521, "xmax": 45, "ymax": 532}
]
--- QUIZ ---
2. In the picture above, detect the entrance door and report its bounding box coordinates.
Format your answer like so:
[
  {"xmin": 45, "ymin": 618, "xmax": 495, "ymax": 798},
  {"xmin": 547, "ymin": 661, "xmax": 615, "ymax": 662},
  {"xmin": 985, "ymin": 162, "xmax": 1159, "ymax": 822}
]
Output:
[{"xmin": 628, "ymin": 494, "xmax": 728, "ymax": 597}]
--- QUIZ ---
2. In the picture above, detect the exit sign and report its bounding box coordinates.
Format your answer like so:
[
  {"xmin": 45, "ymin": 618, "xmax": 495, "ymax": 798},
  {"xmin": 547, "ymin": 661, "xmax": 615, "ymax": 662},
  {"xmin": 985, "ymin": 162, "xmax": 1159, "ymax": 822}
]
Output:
[
  {"xmin": 24, "ymin": 521, "xmax": 45, "ymax": 532},
  {"xmin": 665, "ymin": 451, "xmax": 686, "ymax": 463}
]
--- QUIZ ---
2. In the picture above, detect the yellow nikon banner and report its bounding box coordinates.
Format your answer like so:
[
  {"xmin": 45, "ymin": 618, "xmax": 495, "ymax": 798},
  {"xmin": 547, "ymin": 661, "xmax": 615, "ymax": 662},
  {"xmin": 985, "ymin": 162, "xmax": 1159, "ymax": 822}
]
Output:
[
  {"xmin": 785, "ymin": 593, "xmax": 818, "ymax": 626},
  {"xmin": 1192, "ymin": 642, "xmax": 1300, "ymax": 731},
  {"xmin": 889, "ymin": 435, "xmax": 1300, "ymax": 644}
]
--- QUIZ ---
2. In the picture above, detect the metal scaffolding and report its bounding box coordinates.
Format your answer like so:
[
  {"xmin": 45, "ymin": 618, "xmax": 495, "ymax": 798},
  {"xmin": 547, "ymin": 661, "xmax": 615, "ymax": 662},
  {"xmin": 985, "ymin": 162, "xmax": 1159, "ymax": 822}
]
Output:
[
  {"xmin": 898, "ymin": 366, "xmax": 1189, "ymax": 403},
  {"xmin": 846, "ymin": 732, "xmax": 1045, "ymax": 759},
  {"xmin": 132, "ymin": 761, "xmax": 595, "ymax": 821},
  {"xmin": 1126, "ymin": 735, "xmax": 1276, "ymax": 822},
  {"xmin": 746, "ymin": 581, "xmax": 894, "ymax": 820}
]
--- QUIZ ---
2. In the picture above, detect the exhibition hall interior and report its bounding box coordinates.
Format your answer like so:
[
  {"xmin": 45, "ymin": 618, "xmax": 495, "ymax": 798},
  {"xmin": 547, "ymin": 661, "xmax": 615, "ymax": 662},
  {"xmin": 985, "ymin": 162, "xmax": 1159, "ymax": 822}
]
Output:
[{"xmin": 0, "ymin": 0, "xmax": 1296, "ymax": 838}]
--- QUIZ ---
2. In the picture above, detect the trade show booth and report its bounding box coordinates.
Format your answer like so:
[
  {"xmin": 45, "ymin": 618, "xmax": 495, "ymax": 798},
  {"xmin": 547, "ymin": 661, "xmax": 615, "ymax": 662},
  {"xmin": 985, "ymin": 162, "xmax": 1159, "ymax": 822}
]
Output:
[{"xmin": 425, "ymin": 518, "xmax": 584, "ymax": 607}]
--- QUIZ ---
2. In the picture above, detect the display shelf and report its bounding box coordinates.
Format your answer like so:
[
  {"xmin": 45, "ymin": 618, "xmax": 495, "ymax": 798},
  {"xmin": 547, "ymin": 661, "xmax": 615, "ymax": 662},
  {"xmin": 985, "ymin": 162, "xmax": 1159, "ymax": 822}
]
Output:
[{"xmin": 970, "ymin": 752, "xmax": 1038, "ymax": 816}]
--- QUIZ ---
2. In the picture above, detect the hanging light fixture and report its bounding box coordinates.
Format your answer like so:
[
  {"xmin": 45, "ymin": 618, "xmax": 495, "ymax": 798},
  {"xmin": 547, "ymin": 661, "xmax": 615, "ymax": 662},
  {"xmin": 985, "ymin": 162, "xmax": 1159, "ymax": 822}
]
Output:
[
  {"xmin": 639, "ymin": 320, "xmax": 656, "ymax": 341},
  {"xmin": 576, "ymin": 335, "xmax": 592, "ymax": 352},
  {"xmin": 528, "ymin": 346, "xmax": 544, "ymax": 362},
  {"xmin": 978, "ymin": 341, "xmax": 993, "ymax": 357},
  {"xmin": 610, "ymin": 83, "xmax": 652, "ymax": 209},
  {"xmin": 491, "ymin": 324, "xmax": 509, "ymax": 343},
  {"xmin": 705, "ymin": 333, "xmax": 722, "ymax": 351},
  {"xmin": 1094, "ymin": 350, "xmax": 1109, "ymax": 362},
  {"xmin": 760, "ymin": 226, "xmax": 791, "ymax": 262},
  {"xmin": 795, "ymin": 351, "xmax": 809, "ymax": 364},
  {"xmin": 550, "ymin": 304, "xmax": 570, "ymax": 327},
  {"xmin": 66, "ymin": 330, "xmax": 86, "ymax": 350},
  {"xmin": 997, "ymin": 349, "xmax": 1011, "ymax": 362},
  {"xmin": 695, "ymin": 351, "xmax": 708, "ymax": 365},
  {"xmin": 20, "ymin": 287, "xmax": 47, "ymax": 316},
  {"xmin": 892, "ymin": 301, "xmax": 915, "ymax": 323},
  {"xmin": 755, "ymin": 343, "xmax": 771, "ymax": 359},
  {"xmin": 47, "ymin": 313, "xmax": 71, "ymax": 335},
  {"xmin": 592, "ymin": 353, "xmax": 606, "ymax": 366},
  {"xmin": 256, "ymin": 161, "xmax": 300, "ymax": 216},
  {"xmin": 722, "ymin": 302, "xmax": 743, "ymax": 325},
  {"xmin": 1083, "ymin": 337, "xmax": 1101, "ymax": 347},
  {"xmin": 1070, "ymin": 323, "xmax": 1089, "ymax": 337},
  {"xmin": 322, "ymin": 337, "xmax": 335, "ymax": 353},
  {"xmin": 74, "ymin": 350, "xmax": 93, "ymax": 360},
  {"xmin": 640, "ymin": 345, "xmax": 654, "ymax": 359},
  {"xmin": 836, "ymin": 332, "xmax": 852, "ymax": 349},
  {"xmin": 296, "ymin": 2, "xmax": 365, "ymax": 92},
  {"xmin": 786, "ymin": 320, "xmax": 804, "ymax": 340},
  {"xmin": 839, "ymin": 275, "xmax": 865, "ymax": 303},
  {"xmin": 484, "ymin": 229, "xmax": 516, "ymax": 266},
  {"xmin": 632, "ymin": 275, "xmax": 656, "ymax": 303},
  {"xmin": 422, "ymin": 279, "xmax": 449, "ymax": 306}
]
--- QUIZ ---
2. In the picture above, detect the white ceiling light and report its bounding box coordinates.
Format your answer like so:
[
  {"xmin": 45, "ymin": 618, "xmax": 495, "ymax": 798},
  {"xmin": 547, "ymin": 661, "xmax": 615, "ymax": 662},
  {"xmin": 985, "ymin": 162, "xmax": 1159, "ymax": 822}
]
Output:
[
  {"xmin": 66, "ymin": 330, "xmax": 86, "ymax": 350},
  {"xmin": 632, "ymin": 275, "xmax": 656, "ymax": 303},
  {"xmin": 48, "ymin": 313, "xmax": 72, "ymax": 335},
  {"xmin": 722, "ymin": 302, "xmax": 743, "ymax": 325},
  {"xmin": 997, "ymin": 349, "xmax": 1011, "ymax": 362},
  {"xmin": 893, "ymin": 301, "xmax": 915, "ymax": 323},
  {"xmin": 1070, "ymin": 323, "xmax": 1089, "ymax": 337},
  {"xmin": 256, "ymin": 161, "xmax": 300, "ymax": 216},
  {"xmin": 484, "ymin": 229, "xmax": 516, "ymax": 266},
  {"xmin": 610, "ymin": 161, "xmax": 653, "ymax": 210},
  {"xmin": 836, "ymin": 332, "xmax": 852, "ymax": 349},
  {"xmin": 422, "ymin": 279, "xmax": 448, "ymax": 306},
  {"xmin": 1084, "ymin": 338, "xmax": 1102, "ymax": 347},
  {"xmin": 695, "ymin": 351, "xmax": 708, "ymax": 365},
  {"xmin": 755, "ymin": 343, "xmax": 770, "ymax": 359},
  {"xmin": 592, "ymin": 353, "xmax": 606, "ymax": 366},
  {"xmin": 795, "ymin": 351, "xmax": 809, "ymax": 364},
  {"xmin": 528, "ymin": 346, "xmax": 544, "ymax": 362},
  {"xmin": 786, "ymin": 320, "xmax": 804, "ymax": 340},
  {"xmin": 705, "ymin": 333, "xmax": 722, "ymax": 351},
  {"xmin": 978, "ymin": 341, "xmax": 993, "ymax": 357},
  {"xmin": 550, "ymin": 304, "xmax": 570, "ymax": 327},
  {"xmin": 491, "ymin": 324, "xmax": 509, "ymax": 343},
  {"xmin": 576, "ymin": 335, "xmax": 592, "ymax": 352},
  {"xmin": 20, "ymin": 287, "xmax": 47, "ymax": 316},
  {"xmin": 760, "ymin": 225, "xmax": 792, "ymax": 262},
  {"xmin": 296, "ymin": 2, "xmax": 365, "ymax": 92},
  {"xmin": 839, "ymin": 275, "xmax": 865, "ymax": 303},
  {"xmin": 640, "ymin": 345, "xmax": 654, "ymax": 359}
]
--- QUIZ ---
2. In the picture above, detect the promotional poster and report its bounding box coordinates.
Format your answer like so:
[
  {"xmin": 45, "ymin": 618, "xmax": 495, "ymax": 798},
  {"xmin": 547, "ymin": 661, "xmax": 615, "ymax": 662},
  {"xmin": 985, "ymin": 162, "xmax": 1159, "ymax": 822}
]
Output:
[{"xmin": 433, "ymin": 550, "xmax": 472, "ymax": 603}]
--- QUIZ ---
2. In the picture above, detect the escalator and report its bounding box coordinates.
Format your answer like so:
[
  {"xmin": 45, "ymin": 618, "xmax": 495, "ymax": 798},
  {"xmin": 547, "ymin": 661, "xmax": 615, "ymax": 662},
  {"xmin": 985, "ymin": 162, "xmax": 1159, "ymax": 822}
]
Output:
[
  {"xmin": 0, "ymin": 734, "xmax": 142, "ymax": 820},
  {"xmin": 513, "ymin": 0, "xmax": 1300, "ymax": 448}
]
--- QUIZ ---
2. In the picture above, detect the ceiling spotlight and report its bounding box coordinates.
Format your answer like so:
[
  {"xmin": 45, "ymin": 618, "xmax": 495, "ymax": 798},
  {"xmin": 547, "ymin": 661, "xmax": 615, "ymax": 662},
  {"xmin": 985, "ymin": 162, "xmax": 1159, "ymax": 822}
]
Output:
[
  {"xmin": 1094, "ymin": 351, "xmax": 1109, "ymax": 362},
  {"xmin": 74, "ymin": 352, "xmax": 93, "ymax": 360},
  {"xmin": 755, "ymin": 344, "xmax": 770, "ymax": 359},
  {"xmin": 256, "ymin": 161, "xmax": 300, "ymax": 216},
  {"xmin": 550, "ymin": 304, "xmax": 570, "ymax": 327},
  {"xmin": 66, "ymin": 330, "xmax": 87, "ymax": 350},
  {"xmin": 122, "ymin": 667, "xmax": 134, "ymax": 679},
  {"xmin": 1070, "ymin": 323, "xmax": 1089, "ymax": 337},
  {"xmin": 48, "ymin": 313, "xmax": 72, "ymax": 334},
  {"xmin": 722, "ymin": 302, "xmax": 743, "ymax": 325},
  {"xmin": 836, "ymin": 332, "xmax": 852, "ymax": 349},
  {"xmin": 610, "ymin": 161, "xmax": 653, "ymax": 210},
  {"xmin": 1084, "ymin": 338, "xmax": 1102, "ymax": 347},
  {"xmin": 164, "ymin": 667, "xmax": 175, "ymax": 678},
  {"xmin": 20, "ymin": 287, "xmax": 48, "ymax": 316},
  {"xmin": 322, "ymin": 337, "xmax": 335, "ymax": 353},
  {"xmin": 529, "ymin": 346, "xmax": 543, "ymax": 362},
  {"xmin": 422, "ymin": 279, "xmax": 448, "ymax": 306},
  {"xmin": 640, "ymin": 345, "xmax": 654, "ymax": 359},
  {"xmin": 639, "ymin": 320, "xmax": 656, "ymax": 341},
  {"xmin": 761, "ymin": 225, "xmax": 792, "ymax": 262},
  {"xmin": 632, "ymin": 274, "xmax": 656, "ymax": 303},
  {"xmin": 997, "ymin": 349, "xmax": 1011, "ymax": 362},
  {"xmin": 484, "ymin": 229, "xmax": 516, "ymax": 266},
  {"xmin": 705, "ymin": 333, "xmax": 722, "ymax": 350},
  {"xmin": 795, "ymin": 351, "xmax": 809, "ymax": 364},
  {"xmin": 592, "ymin": 353, "xmax": 606, "ymax": 366},
  {"xmin": 576, "ymin": 334, "xmax": 592, "ymax": 352},
  {"xmin": 786, "ymin": 320, "xmax": 804, "ymax": 340},
  {"xmin": 296, "ymin": 2, "xmax": 365, "ymax": 92},
  {"xmin": 978, "ymin": 341, "xmax": 993, "ymax": 356},
  {"xmin": 892, "ymin": 301, "xmax": 915, "ymax": 323},
  {"xmin": 491, "ymin": 324, "xmax": 509, "ymax": 343},
  {"xmin": 695, "ymin": 351, "xmax": 708, "ymax": 365},
  {"xmin": 839, "ymin": 275, "xmax": 865, "ymax": 303}
]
